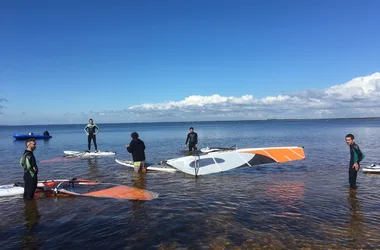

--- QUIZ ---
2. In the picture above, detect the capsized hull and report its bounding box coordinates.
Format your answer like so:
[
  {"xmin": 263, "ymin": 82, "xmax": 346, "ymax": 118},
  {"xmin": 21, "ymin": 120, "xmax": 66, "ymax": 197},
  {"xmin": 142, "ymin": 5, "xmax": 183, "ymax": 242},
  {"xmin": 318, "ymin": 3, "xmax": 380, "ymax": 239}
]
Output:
[{"xmin": 164, "ymin": 146, "xmax": 306, "ymax": 176}]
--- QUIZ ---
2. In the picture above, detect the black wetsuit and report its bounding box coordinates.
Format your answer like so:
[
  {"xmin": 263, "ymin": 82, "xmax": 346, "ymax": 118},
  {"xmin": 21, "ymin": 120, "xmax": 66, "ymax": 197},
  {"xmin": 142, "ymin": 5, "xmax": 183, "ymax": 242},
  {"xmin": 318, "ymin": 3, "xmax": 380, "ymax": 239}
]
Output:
[
  {"xmin": 127, "ymin": 138, "xmax": 146, "ymax": 162},
  {"xmin": 20, "ymin": 150, "xmax": 38, "ymax": 200},
  {"xmin": 349, "ymin": 143, "xmax": 364, "ymax": 189},
  {"xmin": 84, "ymin": 123, "xmax": 99, "ymax": 151},
  {"xmin": 185, "ymin": 132, "xmax": 198, "ymax": 151}
]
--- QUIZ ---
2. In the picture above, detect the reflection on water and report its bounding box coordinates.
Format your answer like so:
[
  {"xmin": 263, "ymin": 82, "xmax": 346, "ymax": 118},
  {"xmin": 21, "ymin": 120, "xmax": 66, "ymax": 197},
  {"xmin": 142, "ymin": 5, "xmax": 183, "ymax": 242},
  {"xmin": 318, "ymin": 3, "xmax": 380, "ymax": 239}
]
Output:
[
  {"xmin": 264, "ymin": 181, "xmax": 304, "ymax": 218},
  {"xmin": 347, "ymin": 190, "xmax": 364, "ymax": 245},
  {"xmin": 87, "ymin": 158, "xmax": 101, "ymax": 179},
  {"xmin": 40, "ymin": 157, "xmax": 80, "ymax": 164},
  {"xmin": 132, "ymin": 172, "xmax": 147, "ymax": 190},
  {"xmin": 131, "ymin": 172, "xmax": 148, "ymax": 213},
  {"xmin": 22, "ymin": 199, "xmax": 41, "ymax": 249}
]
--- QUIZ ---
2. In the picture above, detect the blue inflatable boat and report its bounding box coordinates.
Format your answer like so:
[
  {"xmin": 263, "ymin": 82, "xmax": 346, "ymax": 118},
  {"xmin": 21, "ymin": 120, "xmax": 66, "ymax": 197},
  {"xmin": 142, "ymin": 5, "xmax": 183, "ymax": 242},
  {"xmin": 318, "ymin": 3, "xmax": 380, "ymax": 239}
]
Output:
[{"xmin": 13, "ymin": 132, "xmax": 52, "ymax": 140}]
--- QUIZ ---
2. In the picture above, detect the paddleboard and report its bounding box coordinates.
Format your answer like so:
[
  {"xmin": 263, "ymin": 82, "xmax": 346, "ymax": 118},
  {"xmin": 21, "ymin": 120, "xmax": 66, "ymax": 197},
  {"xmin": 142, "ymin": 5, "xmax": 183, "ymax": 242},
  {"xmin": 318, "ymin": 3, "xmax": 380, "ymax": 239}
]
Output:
[
  {"xmin": 362, "ymin": 164, "xmax": 380, "ymax": 173},
  {"xmin": 63, "ymin": 150, "xmax": 116, "ymax": 157},
  {"xmin": 115, "ymin": 159, "xmax": 177, "ymax": 173}
]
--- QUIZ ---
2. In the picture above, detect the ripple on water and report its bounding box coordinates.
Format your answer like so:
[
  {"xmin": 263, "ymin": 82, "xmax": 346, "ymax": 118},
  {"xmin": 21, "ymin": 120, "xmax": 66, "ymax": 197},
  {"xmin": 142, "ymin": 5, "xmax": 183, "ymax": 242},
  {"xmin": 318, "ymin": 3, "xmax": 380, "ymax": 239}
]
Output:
[{"xmin": 1, "ymin": 121, "xmax": 380, "ymax": 249}]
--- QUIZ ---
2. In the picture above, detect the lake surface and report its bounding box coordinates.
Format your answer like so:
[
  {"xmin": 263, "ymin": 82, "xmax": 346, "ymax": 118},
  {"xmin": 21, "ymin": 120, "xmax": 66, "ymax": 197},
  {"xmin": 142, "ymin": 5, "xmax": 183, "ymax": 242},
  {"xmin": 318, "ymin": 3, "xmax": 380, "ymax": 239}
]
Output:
[{"xmin": 0, "ymin": 120, "xmax": 379, "ymax": 249}]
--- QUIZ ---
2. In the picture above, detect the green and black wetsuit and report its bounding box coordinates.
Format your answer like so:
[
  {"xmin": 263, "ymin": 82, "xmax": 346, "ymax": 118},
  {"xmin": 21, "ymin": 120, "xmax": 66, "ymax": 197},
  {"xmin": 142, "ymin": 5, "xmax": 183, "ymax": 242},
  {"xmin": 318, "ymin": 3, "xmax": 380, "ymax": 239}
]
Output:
[
  {"xmin": 84, "ymin": 123, "xmax": 99, "ymax": 151},
  {"xmin": 349, "ymin": 143, "xmax": 364, "ymax": 189},
  {"xmin": 20, "ymin": 150, "xmax": 38, "ymax": 200}
]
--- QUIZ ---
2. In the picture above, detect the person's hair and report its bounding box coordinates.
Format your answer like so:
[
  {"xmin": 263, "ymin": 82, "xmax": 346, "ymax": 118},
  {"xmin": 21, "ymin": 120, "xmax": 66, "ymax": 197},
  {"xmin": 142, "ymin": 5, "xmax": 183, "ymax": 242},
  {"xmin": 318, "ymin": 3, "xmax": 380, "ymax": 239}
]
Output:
[
  {"xmin": 131, "ymin": 132, "xmax": 139, "ymax": 139},
  {"xmin": 89, "ymin": 118, "xmax": 93, "ymax": 122},
  {"xmin": 345, "ymin": 134, "xmax": 355, "ymax": 140},
  {"xmin": 189, "ymin": 127, "xmax": 194, "ymax": 130},
  {"xmin": 25, "ymin": 138, "xmax": 35, "ymax": 147}
]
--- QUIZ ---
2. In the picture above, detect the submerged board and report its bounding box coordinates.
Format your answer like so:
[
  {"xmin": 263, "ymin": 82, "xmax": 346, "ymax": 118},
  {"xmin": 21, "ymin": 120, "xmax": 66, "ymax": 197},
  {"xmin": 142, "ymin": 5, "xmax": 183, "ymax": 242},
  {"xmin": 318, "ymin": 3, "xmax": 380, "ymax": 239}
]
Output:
[
  {"xmin": 54, "ymin": 181, "xmax": 159, "ymax": 200},
  {"xmin": 0, "ymin": 179, "xmax": 158, "ymax": 200},
  {"xmin": 165, "ymin": 146, "xmax": 306, "ymax": 176},
  {"xmin": 0, "ymin": 179, "xmax": 91, "ymax": 197},
  {"xmin": 63, "ymin": 150, "xmax": 116, "ymax": 157},
  {"xmin": 115, "ymin": 159, "xmax": 177, "ymax": 173},
  {"xmin": 13, "ymin": 133, "xmax": 52, "ymax": 140},
  {"xmin": 362, "ymin": 164, "xmax": 380, "ymax": 173}
]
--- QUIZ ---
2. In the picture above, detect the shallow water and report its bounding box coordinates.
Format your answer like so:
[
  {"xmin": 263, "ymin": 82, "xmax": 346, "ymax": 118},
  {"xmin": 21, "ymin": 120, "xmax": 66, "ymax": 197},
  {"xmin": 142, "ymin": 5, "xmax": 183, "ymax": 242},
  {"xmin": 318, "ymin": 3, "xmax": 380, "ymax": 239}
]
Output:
[{"xmin": 0, "ymin": 120, "xmax": 380, "ymax": 249}]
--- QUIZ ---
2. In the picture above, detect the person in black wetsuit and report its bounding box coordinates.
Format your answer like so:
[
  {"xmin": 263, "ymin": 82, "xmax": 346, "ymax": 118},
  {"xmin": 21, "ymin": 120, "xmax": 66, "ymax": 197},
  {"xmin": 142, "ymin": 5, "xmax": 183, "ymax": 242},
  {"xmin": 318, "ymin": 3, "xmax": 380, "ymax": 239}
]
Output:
[
  {"xmin": 19, "ymin": 138, "xmax": 38, "ymax": 200},
  {"xmin": 84, "ymin": 119, "xmax": 99, "ymax": 152},
  {"xmin": 126, "ymin": 132, "xmax": 147, "ymax": 172},
  {"xmin": 345, "ymin": 134, "xmax": 364, "ymax": 190},
  {"xmin": 184, "ymin": 127, "xmax": 198, "ymax": 152}
]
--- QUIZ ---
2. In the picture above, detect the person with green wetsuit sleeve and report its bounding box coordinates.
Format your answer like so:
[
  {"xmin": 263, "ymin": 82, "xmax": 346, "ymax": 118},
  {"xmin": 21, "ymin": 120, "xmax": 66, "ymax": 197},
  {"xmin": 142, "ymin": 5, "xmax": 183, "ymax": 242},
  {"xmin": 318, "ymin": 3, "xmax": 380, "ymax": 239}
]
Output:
[
  {"xmin": 84, "ymin": 119, "xmax": 99, "ymax": 152},
  {"xmin": 20, "ymin": 138, "xmax": 38, "ymax": 200},
  {"xmin": 345, "ymin": 134, "xmax": 364, "ymax": 190}
]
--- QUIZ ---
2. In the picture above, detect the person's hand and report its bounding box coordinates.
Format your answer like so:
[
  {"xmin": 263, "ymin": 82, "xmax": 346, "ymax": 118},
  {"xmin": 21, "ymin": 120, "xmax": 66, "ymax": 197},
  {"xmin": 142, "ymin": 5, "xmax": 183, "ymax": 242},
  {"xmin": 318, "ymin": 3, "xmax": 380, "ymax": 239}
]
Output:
[
  {"xmin": 195, "ymin": 144, "xmax": 198, "ymax": 149},
  {"xmin": 184, "ymin": 145, "xmax": 187, "ymax": 148},
  {"xmin": 126, "ymin": 144, "xmax": 129, "ymax": 148},
  {"xmin": 353, "ymin": 163, "xmax": 359, "ymax": 171},
  {"xmin": 86, "ymin": 133, "xmax": 89, "ymax": 136}
]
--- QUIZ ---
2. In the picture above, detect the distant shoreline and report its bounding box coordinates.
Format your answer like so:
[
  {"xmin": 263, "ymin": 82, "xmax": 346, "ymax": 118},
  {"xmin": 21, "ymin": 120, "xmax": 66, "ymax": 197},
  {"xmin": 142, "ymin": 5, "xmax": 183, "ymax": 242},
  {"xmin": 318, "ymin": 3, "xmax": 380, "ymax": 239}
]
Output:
[{"xmin": 1, "ymin": 116, "xmax": 380, "ymax": 126}]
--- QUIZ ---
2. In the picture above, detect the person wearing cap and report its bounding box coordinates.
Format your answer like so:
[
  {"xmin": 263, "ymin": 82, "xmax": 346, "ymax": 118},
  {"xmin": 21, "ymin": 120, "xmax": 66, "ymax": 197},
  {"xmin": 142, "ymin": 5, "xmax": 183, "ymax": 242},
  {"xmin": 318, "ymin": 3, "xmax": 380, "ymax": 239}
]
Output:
[
  {"xmin": 126, "ymin": 132, "xmax": 147, "ymax": 172},
  {"xmin": 184, "ymin": 127, "xmax": 198, "ymax": 152}
]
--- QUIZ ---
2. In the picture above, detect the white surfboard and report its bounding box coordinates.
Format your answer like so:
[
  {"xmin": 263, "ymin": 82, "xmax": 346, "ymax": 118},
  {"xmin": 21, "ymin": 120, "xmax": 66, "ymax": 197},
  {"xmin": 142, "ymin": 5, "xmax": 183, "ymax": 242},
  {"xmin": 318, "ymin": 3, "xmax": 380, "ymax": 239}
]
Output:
[
  {"xmin": 362, "ymin": 164, "xmax": 380, "ymax": 173},
  {"xmin": 115, "ymin": 159, "xmax": 177, "ymax": 173},
  {"xmin": 64, "ymin": 150, "xmax": 116, "ymax": 157}
]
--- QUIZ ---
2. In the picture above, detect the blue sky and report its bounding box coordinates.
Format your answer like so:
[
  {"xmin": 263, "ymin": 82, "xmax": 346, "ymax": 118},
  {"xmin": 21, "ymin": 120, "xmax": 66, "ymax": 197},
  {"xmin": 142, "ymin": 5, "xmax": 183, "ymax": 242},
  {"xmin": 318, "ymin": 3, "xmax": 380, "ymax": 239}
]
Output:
[{"xmin": 1, "ymin": 0, "xmax": 380, "ymax": 125}]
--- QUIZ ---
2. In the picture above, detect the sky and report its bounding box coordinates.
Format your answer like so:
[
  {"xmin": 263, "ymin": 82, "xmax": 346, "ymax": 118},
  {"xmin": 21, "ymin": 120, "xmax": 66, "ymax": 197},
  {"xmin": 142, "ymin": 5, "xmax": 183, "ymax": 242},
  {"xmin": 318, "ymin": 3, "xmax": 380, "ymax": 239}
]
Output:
[{"xmin": 1, "ymin": 0, "xmax": 380, "ymax": 125}]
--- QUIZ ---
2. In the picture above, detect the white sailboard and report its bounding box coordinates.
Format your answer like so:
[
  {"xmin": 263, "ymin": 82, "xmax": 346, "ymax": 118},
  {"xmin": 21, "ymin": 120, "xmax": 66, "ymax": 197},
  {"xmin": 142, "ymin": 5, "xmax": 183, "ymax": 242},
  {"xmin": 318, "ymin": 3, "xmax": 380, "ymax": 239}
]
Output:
[
  {"xmin": 115, "ymin": 159, "xmax": 177, "ymax": 173},
  {"xmin": 164, "ymin": 146, "xmax": 306, "ymax": 176},
  {"xmin": 63, "ymin": 150, "xmax": 116, "ymax": 157}
]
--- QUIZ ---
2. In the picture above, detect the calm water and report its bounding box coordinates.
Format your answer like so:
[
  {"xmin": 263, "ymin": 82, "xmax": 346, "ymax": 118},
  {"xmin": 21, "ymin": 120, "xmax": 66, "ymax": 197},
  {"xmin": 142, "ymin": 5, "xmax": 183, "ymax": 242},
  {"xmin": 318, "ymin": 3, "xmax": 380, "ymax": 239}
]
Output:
[{"xmin": 0, "ymin": 120, "xmax": 380, "ymax": 249}]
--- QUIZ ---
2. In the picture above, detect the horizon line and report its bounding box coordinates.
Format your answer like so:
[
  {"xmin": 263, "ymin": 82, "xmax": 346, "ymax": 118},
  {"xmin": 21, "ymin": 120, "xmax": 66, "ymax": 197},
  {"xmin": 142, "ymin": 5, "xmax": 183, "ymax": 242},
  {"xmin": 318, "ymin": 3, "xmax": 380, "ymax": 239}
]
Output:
[{"xmin": 1, "ymin": 116, "xmax": 380, "ymax": 126}]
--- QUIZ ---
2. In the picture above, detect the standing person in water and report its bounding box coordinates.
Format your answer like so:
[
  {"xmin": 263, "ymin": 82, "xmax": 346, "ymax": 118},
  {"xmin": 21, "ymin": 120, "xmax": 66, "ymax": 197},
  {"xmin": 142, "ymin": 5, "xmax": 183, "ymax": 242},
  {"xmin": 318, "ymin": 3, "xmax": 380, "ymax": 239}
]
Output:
[
  {"xmin": 84, "ymin": 118, "xmax": 99, "ymax": 152},
  {"xmin": 126, "ymin": 132, "xmax": 147, "ymax": 172},
  {"xmin": 20, "ymin": 138, "xmax": 39, "ymax": 200},
  {"xmin": 345, "ymin": 134, "xmax": 364, "ymax": 190},
  {"xmin": 184, "ymin": 127, "xmax": 198, "ymax": 152}
]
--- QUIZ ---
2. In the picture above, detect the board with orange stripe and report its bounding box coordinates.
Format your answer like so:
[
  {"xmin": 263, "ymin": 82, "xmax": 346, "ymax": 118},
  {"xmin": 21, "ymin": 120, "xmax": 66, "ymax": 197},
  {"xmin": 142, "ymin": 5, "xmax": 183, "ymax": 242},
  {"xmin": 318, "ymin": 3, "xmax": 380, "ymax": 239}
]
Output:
[
  {"xmin": 164, "ymin": 146, "xmax": 306, "ymax": 176},
  {"xmin": 0, "ymin": 179, "xmax": 158, "ymax": 200}
]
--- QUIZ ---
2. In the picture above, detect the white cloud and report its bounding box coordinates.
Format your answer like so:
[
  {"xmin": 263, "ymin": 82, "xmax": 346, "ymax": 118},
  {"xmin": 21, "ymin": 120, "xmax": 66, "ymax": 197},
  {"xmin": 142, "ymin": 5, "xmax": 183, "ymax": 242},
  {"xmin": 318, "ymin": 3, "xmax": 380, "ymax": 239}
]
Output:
[
  {"xmin": 3, "ymin": 73, "xmax": 380, "ymax": 125},
  {"xmin": 124, "ymin": 72, "xmax": 380, "ymax": 120}
]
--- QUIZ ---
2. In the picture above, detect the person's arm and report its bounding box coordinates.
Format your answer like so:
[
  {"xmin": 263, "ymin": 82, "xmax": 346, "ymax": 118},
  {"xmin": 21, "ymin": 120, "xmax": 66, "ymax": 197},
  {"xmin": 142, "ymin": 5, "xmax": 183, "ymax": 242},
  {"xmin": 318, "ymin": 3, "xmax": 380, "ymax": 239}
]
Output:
[
  {"xmin": 353, "ymin": 145, "xmax": 364, "ymax": 163},
  {"xmin": 127, "ymin": 141, "xmax": 133, "ymax": 153},
  {"xmin": 142, "ymin": 141, "xmax": 146, "ymax": 150},
  {"xmin": 185, "ymin": 133, "xmax": 189, "ymax": 145},
  {"xmin": 25, "ymin": 155, "xmax": 38, "ymax": 174},
  {"xmin": 84, "ymin": 125, "xmax": 89, "ymax": 135},
  {"xmin": 195, "ymin": 133, "xmax": 198, "ymax": 144},
  {"xmin": 94, "ymin": 124, "xmax": 100, "ymax": 134}
]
